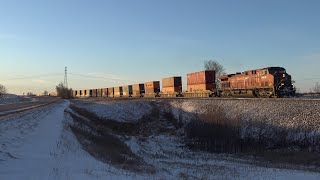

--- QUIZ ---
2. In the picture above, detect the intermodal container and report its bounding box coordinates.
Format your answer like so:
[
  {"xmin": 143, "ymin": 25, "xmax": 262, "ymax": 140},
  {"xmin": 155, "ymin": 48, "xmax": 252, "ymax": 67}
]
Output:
[
  {"xmin": 84, "ymin": 89, "xmax": 90, "ymax": 97},
  {"xmin": 91, "ymin": 89, "xmax": 97, "ymax": 97},
  {"xmin": 107, "ymin": 87, "xmax": 114, "ymax": 97},
  {"xmin": 187, "ymin": 70, "xmax": 215, "ymax": 85},
  {"xmin": 145, "ymin": 81, "xmax": 160, "ymax": 95},
  {"xmin": 132, "ymin": 84, "xmax": 145, "ymax": 97},
  {"xmin": 187, "ymin": 83, "xmax": 215, "ymax": 93},
  {"xmin": 122, "ymin": 86, "xmax": 130, "ymax": 97},
  {"xmin": 162, "ymin": 87, "xmax": 182, "ymax": 94},
  {"xmin": 114, "ymin": 87, "xmax": 123, "ymax": 97},
  {"xmin": 162, "ymin": 77, "xmax": 182, "ymax": 93},
  {"xmin": 162, "ymin": 77, "xmax": 182, "ymax": 88},
  {"xmin": 97, "ymin": 89, "xmax": 102, "ymax": 97},
  {"xmin": 128, "ymin": 85, "xmax": 133, "ymax": 96},
  {"xmin": 102, "ymin": 88, "xmax": 108, "ymax": 97}
]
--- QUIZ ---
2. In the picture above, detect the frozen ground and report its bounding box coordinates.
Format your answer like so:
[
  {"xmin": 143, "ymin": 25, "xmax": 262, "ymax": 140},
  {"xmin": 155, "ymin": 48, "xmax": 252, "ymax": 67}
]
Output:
[
  {"xmin": 70, "ymin": 98, "xmax": 320, "ymax": 179},
  {"xmin": 0, "ymin": 98, "xmax": 320, "ymax": 179},
  {"xmin": 0, "ymin": 94, "xmax": 29, "ymax": 105},
  {"xmin": 0, "ymin": 101, "xmax": 145, "ymax": 180},
  {"xmin": 71, "ymin": 99, "xmax": 153, "ymax": 122}
]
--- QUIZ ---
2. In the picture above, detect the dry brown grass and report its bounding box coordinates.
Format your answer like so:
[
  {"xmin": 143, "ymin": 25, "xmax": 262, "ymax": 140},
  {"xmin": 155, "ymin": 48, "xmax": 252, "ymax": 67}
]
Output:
[{"xmin": 66, "ymin": 106, "xmax": 156, "ymax": 174}]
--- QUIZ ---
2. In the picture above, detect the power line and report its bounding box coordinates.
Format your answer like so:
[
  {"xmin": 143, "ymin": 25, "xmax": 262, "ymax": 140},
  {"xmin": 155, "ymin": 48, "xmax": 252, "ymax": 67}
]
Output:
[
  {"xmin": 0, "ymin": 73, "xmax": 63, "ymax": 81},
  {"xmin": 68, "ymin": 73, "xmax": 141, "ymax": 83}
]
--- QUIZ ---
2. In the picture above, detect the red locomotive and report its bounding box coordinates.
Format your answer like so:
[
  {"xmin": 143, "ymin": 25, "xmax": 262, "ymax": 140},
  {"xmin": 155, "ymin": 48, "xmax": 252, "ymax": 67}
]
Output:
[{"xmin": 218, "ymin": 67, "xmax": 295, "ymax": 98}]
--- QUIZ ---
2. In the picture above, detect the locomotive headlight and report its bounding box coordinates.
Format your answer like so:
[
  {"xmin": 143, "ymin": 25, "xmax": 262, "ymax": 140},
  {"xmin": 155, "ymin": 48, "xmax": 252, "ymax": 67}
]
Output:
[
  {"xmin": 283, "ymin": 74, "xmax": 286, "ymax": 78},
  {"xmin": 281, "ymin": 83, "xmax": 284, "ymax": 86}
]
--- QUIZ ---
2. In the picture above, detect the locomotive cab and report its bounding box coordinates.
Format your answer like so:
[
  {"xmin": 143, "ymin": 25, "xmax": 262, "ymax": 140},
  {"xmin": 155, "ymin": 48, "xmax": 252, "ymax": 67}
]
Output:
[{"xmin": 267, "ymin": 67, "xmax": 295, "ymax": 97}]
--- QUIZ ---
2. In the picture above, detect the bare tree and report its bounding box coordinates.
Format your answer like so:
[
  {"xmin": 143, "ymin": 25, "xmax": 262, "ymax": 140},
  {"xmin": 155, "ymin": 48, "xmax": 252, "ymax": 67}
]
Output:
[
  {"xmin": 43, "ymin": 90, "xmax": 49, "ymax": 96},
  {"xmin": 313, "ymin": 82, "xmax": 320, "ymax": 95},
  {"xmin": 56, "ymin": 82, "xmax": 73, "ymax": 99},
  {"xmin": 0, "ymin": 84, "xmax": 7, "ymax": 98},
  {"xmin": 204, "ymin": 60, "xmax": 226, "ymax": 88}
]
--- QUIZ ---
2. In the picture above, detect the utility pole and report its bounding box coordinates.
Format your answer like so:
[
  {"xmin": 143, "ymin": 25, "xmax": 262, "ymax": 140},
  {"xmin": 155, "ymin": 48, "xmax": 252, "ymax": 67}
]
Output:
[{"xmin": 64, "ymin": 66, "xmax": 68, "ymax": 88}]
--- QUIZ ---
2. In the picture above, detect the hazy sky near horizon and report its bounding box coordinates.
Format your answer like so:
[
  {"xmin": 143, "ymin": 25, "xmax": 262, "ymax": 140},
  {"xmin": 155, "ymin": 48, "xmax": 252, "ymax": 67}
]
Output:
[{"xmin": 1, "ymin": 0, "xmax": 320, "ymax": 94}]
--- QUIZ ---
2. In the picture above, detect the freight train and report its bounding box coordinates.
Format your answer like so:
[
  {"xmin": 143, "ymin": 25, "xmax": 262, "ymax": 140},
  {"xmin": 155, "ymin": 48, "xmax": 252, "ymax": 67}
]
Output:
[{"xmin": 73, "ymin": 66, "xmax": 295, "ymax": 98}]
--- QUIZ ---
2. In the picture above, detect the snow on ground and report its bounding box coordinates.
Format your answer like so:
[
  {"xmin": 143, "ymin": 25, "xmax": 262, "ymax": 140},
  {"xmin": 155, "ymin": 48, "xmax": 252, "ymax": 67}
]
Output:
[
  {"xmin": 1, "ymin": 98, "xmax": 320, "ymax": 179},
  {"xmin": 72, "ymin": 98, "xmax": 320, "ymax": 179},
  {"xmin": 126, "ymin": 135, "xmax": 320, "ymax": 180},
  {"xmin": 71, "ymin": 99, "xmax": 154, "ymax": 123},
  {"xmin": 168, "ymin": 99, "xmax": 320, "ymax": 147},
  {"xmin": 0, "ymin": 94, "xmax": 26, "ymax": 105},
  {"xmin": 0, "ymin": 100, "xmax": 145, "ymax": 180}
]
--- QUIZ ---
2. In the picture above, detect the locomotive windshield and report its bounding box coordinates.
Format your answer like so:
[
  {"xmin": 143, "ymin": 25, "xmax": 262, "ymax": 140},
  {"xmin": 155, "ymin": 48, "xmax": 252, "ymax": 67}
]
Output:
[{"xmin": 268, "ymin": 67, "xmax": 286, "ymax": 74}]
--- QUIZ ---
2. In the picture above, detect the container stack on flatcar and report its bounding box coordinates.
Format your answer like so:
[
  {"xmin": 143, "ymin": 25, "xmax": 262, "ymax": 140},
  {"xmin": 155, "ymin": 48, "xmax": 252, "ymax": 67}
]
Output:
[
  {"xmin": 107, "ymin": 87, "xmax": 114, "ymax": 97},
  {"xmin": 114, "ymin": 87, "xmax": 122, "ymax": 97},
  {"xmin": 132, "ymin": 84, "xmax": 145, "ymax": 97},
  {"xmin": 145, "ymin": 81, "xmax": 160, "ymax": 97},
  {"xmin": 102, "ymin": 88, "xmax": 108, "ymax": 97},
  {"xmin": 184, "ymin": 70, "xmax": 216, "ymax": 97},
  {"xmin": 128, "ymin": 85, "xmax": 133, "ymax": 97},
  {"xmin": 122, "ymin": 86, "xmax": 130, "ymax": 97},
  {"xmin": 161, "ymin": 77, "xmax": 183, "ymax": 97},
  {"xmin": 84, "ymin": 90, "xmax": 90, "ymax": 97}
]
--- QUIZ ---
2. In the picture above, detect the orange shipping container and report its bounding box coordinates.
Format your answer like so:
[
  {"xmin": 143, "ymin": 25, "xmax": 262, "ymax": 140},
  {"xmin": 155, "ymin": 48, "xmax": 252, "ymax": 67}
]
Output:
[
  {"xmin": 162, "ymin": 87, "xmax": 182, "ymax": 94},
  {"xmin": 122, "ymin": 86, "xmax": 130, "ymax": 97},
  {"xmin": 107, "ymin": 88, "xmax": 114, "ymax": 97},
  {"xmin": 114, "ymin": 87, "xmax": 122, "ymax": 97},
  {"xmin": 102, "ymin": 88, "xmax": 108, "ymax": 97},
  {"xmin": 132, "ymin": 84, "xmax": 145, "ymax": 97},
  {"xmin": 187, "ymin": 83, "xmax": 215, "ymax": 93},
  {"xmin": 145, "ymin": 81, "xmax": 160, "ymax": 95},
  {"xmin": 162, "ymin": 77, "xmax": 182, "ymax": 88},
  {"xmin": 187, "ymin": 70, "xmax": 215, "ymax": 85}
]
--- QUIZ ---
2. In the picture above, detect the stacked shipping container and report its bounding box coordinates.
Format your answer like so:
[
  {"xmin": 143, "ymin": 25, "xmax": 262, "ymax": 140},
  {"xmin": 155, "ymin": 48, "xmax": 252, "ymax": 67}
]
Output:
[
  {"xmin": 122, "ymin": 86, "xmax": 130, "ymax": 97},
  {"xmin": 162, "ymin": 77, "xmax": 182, "ymax": 94},
  {"xmin": 107, "ymin": 87, "xmax": 114, "ymax": 97},
  {"xmin": 187, "ymin": 70, "xmax": 215, "ymax": 93},
  {"xmin": 114, "ymin": 87, "xmax": 123, "ymax": 97},
  {"xmin": 132, "ymin": 84, "xmax": 145, "ymax": 97},
  {"xmin": 145, "ymin": 81, "xmax": 160, "ymax": 96},
  {"xmin": 102, "ymin": 88, "xmax": 108, "ymax": 97}
]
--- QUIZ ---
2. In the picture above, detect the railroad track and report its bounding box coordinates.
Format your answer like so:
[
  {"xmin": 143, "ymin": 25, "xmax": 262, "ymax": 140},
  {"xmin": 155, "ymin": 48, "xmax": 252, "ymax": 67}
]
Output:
[
  {"xmin": 76, "ymin": 96, "xmax": 320, "ymax": 101},
  {"xmin": 0, "ymin": 98, "xmax": 61, "ymax": 117}
]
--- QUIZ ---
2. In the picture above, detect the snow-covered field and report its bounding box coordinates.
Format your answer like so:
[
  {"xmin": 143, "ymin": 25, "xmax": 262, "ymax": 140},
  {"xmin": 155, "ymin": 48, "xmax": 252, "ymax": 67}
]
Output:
[
  {"xmin": 69, "ymin": 98, "xmax": 320, "ymax": 179},
  {"xmin": 71, "ymin": 99, "xmax": 154, "ymax": 122},
  {"xmin": 0, "ymin": 94, "xmax": 26, "ymax": 105},
  {"xmin": 0, "ymin": 101, "xmax": 145, "ymax": 180},
  {"xmin": 1, "ymin": 98, "xmax": 320, "ymax": 179}
]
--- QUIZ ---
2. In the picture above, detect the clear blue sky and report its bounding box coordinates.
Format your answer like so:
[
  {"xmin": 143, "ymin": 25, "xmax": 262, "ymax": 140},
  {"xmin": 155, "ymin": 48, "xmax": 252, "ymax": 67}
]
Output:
[{"xmin": 1, "ymin": 0, "xmax": 320, "ymax": 94}]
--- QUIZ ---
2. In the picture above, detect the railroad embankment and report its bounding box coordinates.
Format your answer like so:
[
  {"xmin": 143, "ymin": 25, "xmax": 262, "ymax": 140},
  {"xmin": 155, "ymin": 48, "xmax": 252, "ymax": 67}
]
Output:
[{"xmin": 70, "ymin": 98, "xmax": 320, "ymax": 172}]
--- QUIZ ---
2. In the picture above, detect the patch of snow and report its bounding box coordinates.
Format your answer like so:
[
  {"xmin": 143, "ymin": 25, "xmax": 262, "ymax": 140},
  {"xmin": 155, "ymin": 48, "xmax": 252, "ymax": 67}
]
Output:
[
  {"xmin": 0, "ymin": 94, "xmax": 23, "ymax": 105},
  {"xmin": 125, "ymin": 134, "xmax": 320, "ymax": 179},
  {"xmin": 0, "ymin": 100, "xmax": 146, "ymax": 179},
  {"xmin": 71, "ymin": 100, "xmax": 154, "ymax": 123}
]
